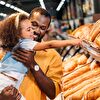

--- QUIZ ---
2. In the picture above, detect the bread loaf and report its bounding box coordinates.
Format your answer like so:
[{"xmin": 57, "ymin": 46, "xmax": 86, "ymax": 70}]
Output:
[
  {"xmin": 83, "ymin": 86, "xmax": 100, "ymax": 100},
  {"xmin": 86, "ymin": 56, "xmax": 93, "ymax": 64},
  {"xmin": 89, "ymin": 19, "xmax": 100, "ymax": 41},
  {"xmin": 62, "ymin": 64, "xmax": 90, "ymax": 83},
  {"xmin": 94, "ymin": 33, "xmax": 100, "ymax": 46},
  {"xmin": 65, "ymin": 75, "xmax": 100, "ymax": 100},
  {"xmin": 90, "ymin": 60, "xmax": 100, "ymax": 70},
  {"xmin": 63, "ymin": 67, "xmax": 100, "ymax": 91},
  {"xmin": 71, "ymin": 24, "xmax": 93, "ymax": 39},
  {"xmin": 64, "ymin": 61, "xmax": 77, "ymax": 72},
  {"xmin": 77, "ymin": 54, "xmax": 88, "ymax": 65},
  {"xmin": 63, "ymin": 54, "xmax": 81, "ymax": 75},
  {"xmin": 64, "ymin": 76, "xmax": 100, "ymax": 100}
]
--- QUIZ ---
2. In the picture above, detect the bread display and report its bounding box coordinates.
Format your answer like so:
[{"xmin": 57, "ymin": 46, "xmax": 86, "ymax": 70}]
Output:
[
  {"xmin": 63, "ymin": 67, "xmax": 100, "ymax": 91},
  {"xmin": 89, "ymin": 19, "xmax": 100, "ymax": 42},
  {"xmin": 62, "ymin": 65, "xmax": 90, "ymax": 83},
  {"xmin": 71, "ymin": 23, "xmax": 93, "ymax": 39},
  {"xmin": 62, "ymin": 19, "xmax": 100, "ymax": 100}
]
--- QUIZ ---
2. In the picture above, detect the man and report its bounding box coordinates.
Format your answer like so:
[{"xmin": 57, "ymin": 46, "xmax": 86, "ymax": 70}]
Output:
[{"xmin": 13, "ymin": 7, "xmax": 63, "ymax": 100}]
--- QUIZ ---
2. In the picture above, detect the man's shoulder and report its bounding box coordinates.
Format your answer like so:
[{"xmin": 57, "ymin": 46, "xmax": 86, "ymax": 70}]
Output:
[
  {"xmin": 36, "ymin": 49, "xmax": 61, "ymax": 59},
  {"xmin": 43, "ymin": 49, "xmax": 60, "ymax": 56}
]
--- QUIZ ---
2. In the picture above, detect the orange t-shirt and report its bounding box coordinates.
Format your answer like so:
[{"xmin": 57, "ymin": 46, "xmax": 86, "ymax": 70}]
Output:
[{"xmin": 19, "ymin": 49, "xmax": 63, "ymax": 100}]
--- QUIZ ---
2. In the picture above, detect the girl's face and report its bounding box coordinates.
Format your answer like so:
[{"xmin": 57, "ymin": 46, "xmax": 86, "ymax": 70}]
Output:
[{"xmin": 19, "ymin": 19, "xmax": 36, "ymax": 40}]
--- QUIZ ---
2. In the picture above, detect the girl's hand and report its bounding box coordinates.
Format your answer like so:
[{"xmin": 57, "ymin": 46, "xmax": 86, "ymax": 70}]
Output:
[{"xmin": 0, "ymin": 85, "xmax": 21, "ymax": 100}]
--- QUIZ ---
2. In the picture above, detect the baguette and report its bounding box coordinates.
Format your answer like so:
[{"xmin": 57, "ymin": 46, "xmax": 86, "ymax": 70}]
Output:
[
  {"xmin": 81, "ymin": 25, "xmax": 93, "ymax": 39},
  {"xmin": 65, "ymin": 75, "xmax": 100, "ymax": 100},
  {"xmin": 77, "ymin": 54, "xmax": 88, "ymax": 65},
  {"xmin": 89, "ymin": 19, "xmax": 100, "ymax": 41},
  {"xmin": 63, "ymin": 54, "xmax": 81, "ymax": 66},
  {"xmin": 63, "ymin": 54, "xmax": 81, "ymax": 75},
  {"xmin": 71, "ymin": 23, "xmax": 93, "ymax": 39},
  {"xmin": 63, "ymin": 67, "xmax": 100, "ymax": 91},
  {"xmin": 94, "ymin": 33, "xmax": 100, "ymax": 46},
  {"xmin": 86, "ymin": 56, "xmax": 93, "ymax": 64},
  {"xmin": 62, "ymin": 64, "xmax": 90, "ymax": 83},
  {"xmin": 90, "ymin": 60, "xmax": 100, "ymax": 70},
  {"xmin": 83, "ymin": 86, "xmax": 100, "ymax": 100},
  {"xmin": 64, "ymin": 61, "xmax": 77, "ymax": 72}
]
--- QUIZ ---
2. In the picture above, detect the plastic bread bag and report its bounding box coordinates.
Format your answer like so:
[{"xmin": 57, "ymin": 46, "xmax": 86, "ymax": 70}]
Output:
[{"xmin": 81, "ymin": 40, "xmax": 100, "ymax": 62}]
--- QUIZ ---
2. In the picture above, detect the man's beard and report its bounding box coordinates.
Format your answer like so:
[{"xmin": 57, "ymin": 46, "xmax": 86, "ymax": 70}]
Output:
[{"xmin": 34, "ymin": 35, "xmax": 44, "ymax": 42}]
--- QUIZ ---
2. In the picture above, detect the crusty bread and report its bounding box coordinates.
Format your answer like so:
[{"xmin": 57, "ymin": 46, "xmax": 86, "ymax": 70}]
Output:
[
  {"xmin": 71, "ymin": 23, "xmax": 93, "ymax": 39},
  {"xmin": 63, "ymin": 67, "xmax": 100, "ymax": 91},
  {"xmin": 94, "ymin": 33, "xmax": 100, "ymax": 46},
  {"xmin": 62, "ymin": 64, "xmax": 90, "ymax": 83},
  {"xmin": 65, "ymin": 76, "xmax": 100, "ymax": 100},
  {"xmin": 89, "ymin": 19, "xmax": 100, "ymax": 41},
  {"xmin": 63, "ymin": 54, "xmax": 81, "ymax": 75},
  {"xmin": 83, "ymin": 86, "xmax": 100, "ymax": 100},
  {"xmin": 77, "ymin": 54, "xmax": 88, "ymax": 65}
]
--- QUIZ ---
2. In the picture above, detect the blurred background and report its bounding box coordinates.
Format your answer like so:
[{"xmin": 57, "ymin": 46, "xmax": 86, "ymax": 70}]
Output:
[{"xmin": 0, "ymin": 0, "xmax": 100, "ymax": 55}]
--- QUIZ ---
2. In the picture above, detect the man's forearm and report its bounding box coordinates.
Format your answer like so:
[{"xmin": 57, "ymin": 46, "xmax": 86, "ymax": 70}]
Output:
[{"xmin": 30, "ymin": 66, "xmax": 56, "ymax": 99}]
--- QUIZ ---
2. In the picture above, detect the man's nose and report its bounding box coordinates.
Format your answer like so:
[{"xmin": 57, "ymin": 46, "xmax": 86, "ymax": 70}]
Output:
[
  {"xmin": 35, "ymin": 27, "xmax": 41, "ymax": 33},
  {"xmin": 33, "ymin": 30, "xmax": 40, "ymax": 36}
]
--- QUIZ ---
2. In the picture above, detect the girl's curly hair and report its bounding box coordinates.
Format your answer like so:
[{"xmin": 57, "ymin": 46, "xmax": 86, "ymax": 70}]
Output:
[{"xmin": 0, "ymin": 13, "xmax": 28, "ymax": 51}]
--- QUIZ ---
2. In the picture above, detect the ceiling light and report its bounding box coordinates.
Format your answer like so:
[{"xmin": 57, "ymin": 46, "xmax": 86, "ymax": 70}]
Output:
[
  {"xmin": 10, "ymin": 5, "xmax": 14, "ymax": 9},
  {"xmin": 39, "ymin": 0, "xmax": 46, "ymax": 9},
  {"xmin": 56, "ymin": 0, "xmax": 65, "ymax": 11},
  {"xmin": 0, "ymin": 13, "xmax": 7, "ymax": 17},
  {"xmin": 0, "ymin": 0, "xmax": 29, "ymax": 15},
  {"xmin": 0, "ymin": 1, "xmax": 5, "ymax": 5},
  {"xmin": 5, "ymin": 3, "xmax": 11, "ymax": 7}
]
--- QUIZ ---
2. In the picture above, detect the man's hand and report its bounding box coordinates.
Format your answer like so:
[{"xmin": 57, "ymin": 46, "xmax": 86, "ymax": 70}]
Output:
[
  {"xmin": 0, "ymin": 85, "xmax": 21, "ymax": 100},
  {"xmin": 12, "ymin": 48, "xmax": 37, "ymax": 69}
]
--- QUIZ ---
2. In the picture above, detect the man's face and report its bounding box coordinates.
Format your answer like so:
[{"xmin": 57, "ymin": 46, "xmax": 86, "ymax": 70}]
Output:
[{"xmin": 29, "ymin": 12, "xmax": 50, "ymax": 42}]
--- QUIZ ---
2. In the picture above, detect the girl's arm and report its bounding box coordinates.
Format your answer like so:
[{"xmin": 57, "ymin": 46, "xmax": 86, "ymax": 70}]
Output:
[{"xmin": 33, "ymin": 39, "xmax": 81, "ymax": 51}]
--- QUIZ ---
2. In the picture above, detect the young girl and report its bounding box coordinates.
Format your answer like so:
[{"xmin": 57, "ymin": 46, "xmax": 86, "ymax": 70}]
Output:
[{"xmin": 0, "ymin": 13, "xmax": 81, "ymax": 99}]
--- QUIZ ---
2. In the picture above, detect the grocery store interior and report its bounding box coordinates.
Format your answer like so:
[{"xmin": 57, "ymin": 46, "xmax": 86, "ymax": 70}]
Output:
[{"xmin": 0, "ymin": 0, "xmax": 100, "ymax": 100}]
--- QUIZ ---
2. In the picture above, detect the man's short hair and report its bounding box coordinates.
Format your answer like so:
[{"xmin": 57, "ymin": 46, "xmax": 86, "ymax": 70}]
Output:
[{"xmin": 29, "ymin": 7, "xmax": 51, "ymax": 26}]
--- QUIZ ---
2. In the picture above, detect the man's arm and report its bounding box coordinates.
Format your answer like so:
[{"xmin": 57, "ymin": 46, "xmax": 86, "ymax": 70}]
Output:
[
  {"xmin": 12, "ymin": 48, "xmax": 56, "ymax": 99},
  {"xmin": 30, "ymin": 65, "xmax": 56, "ymax": 99}
]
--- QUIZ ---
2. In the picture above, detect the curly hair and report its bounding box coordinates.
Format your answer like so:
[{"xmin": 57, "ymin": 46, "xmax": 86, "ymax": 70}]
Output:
[{"xmin": 0, "ymin": 13, "xmax": 28, "ymax": 51}]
